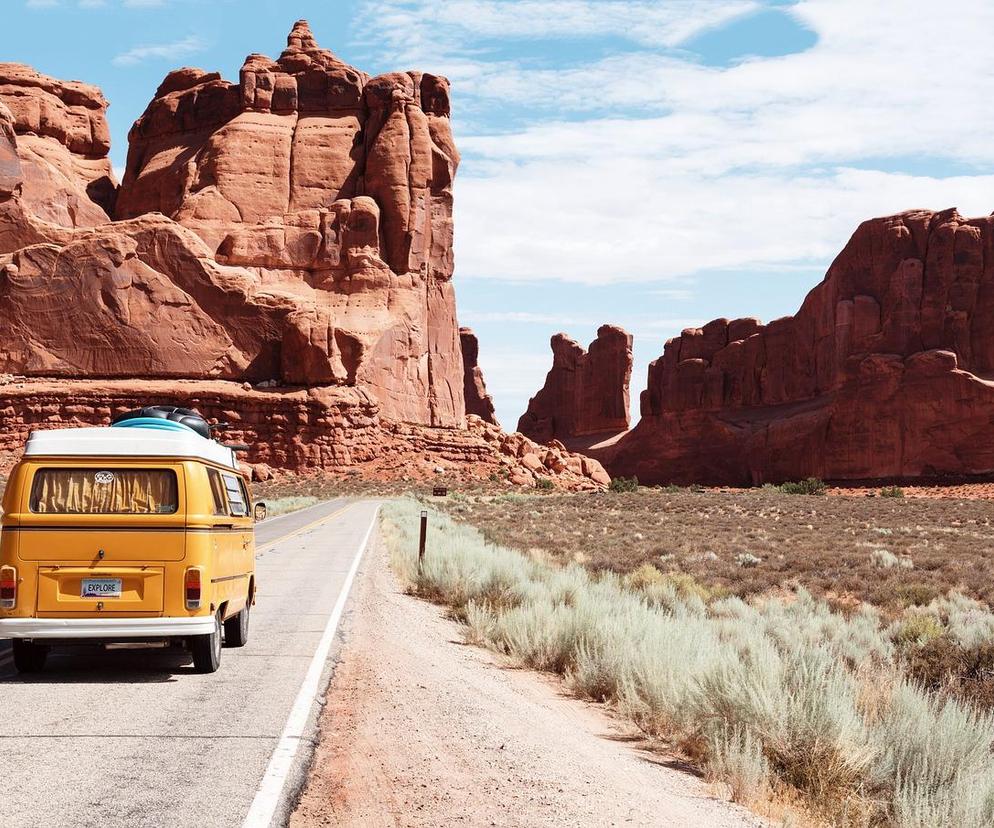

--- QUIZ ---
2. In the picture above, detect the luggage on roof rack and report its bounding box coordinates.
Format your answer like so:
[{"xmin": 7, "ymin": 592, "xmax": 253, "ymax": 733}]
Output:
[{"xmin": 112, "ymin": 405, "xmax": 212, "ymax": 440}]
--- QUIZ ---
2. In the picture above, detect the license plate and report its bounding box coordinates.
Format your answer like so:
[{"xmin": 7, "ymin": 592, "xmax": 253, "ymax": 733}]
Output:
[{"xmin": 81, "ymin": 578, "xmax": 122, "ymax": 598}]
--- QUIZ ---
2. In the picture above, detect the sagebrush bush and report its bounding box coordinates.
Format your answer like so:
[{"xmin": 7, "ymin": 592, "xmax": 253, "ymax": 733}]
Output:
[
  {"xmin": 880, "ymin": 486, "xmax": 905, "ymax": 498},
  {"xmin": 778, "ymin": 477, "xmax": 827, "ymax": 495},
  {"xmin": 609, "ymin": 476, "xmax": 639, "ymax": 493},
  {"xmin": 872, "ymin": 549, "xmax": 914, "ymax": 570},
  {"xmin": 383, "ymin": 499, "xmax": 994, "ymax": 825}
]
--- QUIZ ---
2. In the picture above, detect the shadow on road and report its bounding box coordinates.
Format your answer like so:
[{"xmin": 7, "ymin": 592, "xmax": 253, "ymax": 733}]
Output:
[{"xmin": 0, "ymin": 639, "xmax": 194, "ymax": 683}]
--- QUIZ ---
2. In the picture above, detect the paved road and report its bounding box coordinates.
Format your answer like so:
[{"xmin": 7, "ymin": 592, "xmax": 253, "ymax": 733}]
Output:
[{"xmin": 0, "ymin": 498, "xmax": 380, "ymax": 828}]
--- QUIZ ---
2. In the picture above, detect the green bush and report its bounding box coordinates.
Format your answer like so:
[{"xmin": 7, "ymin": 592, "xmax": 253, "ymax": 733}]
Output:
[
  {"xmin": 608, "ymin": 475, "xmax": 639, "ymax": 493},
  {"xmin": 535, "ymin": 477, "xmax": 554, "ymax": 491},
  {"xmin": 778, "ymin": 477, "xmax": 827, "ymax": 496},
  {"xmin": 880, "ymin": 486, "xmax": 905, "ymax": 498}
]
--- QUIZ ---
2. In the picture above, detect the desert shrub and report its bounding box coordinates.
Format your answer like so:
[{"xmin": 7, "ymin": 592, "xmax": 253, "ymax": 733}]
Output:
[
  {"xmin": 535, "ymin": 477, "xmax": 554, "ymax": 491},
  {"xmin": 383, "ymin": 499, "xmax": 994, "ymax": 824},
  {"xmin": 778, "ymin": 477, "xmax": 827, "ymax": 495},
  {"xmin": 894, "ymin": 583, "xmax": 939, "ymax": 608},
  {"xmin": 891, "ymin": 614, "xmax": 945, "ymax": 647},
  {"xmin": 624, "ymin": 565, "xmax": 724, "ymax": 605},
  {"xmin": 880, "ymin": 486, "xmax": 905, "ymax": 498},
  {"xmin": 872, "ymin": 549, "xmax": 913, "ymax": 570},
  {"xmin": 735, "ymin": 552, "xmax": 762, "ymax": 568},
  {"xmin": 609, "ymin": 476, "xmax": 639, "ymax": 493},
  {"xmin": 705, "ymin": 725, "xmax": 770, "ymax": 804}
]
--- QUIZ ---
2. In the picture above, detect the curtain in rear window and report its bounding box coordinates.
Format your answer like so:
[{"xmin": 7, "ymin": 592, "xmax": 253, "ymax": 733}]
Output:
[{"xmin": 30, "ymin": 469, "xmax": 179, "ymax": 514}]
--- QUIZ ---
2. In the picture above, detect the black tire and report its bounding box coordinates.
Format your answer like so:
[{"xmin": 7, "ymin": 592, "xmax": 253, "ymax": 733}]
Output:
[
  {"xmin": 12, "ymin": 639, "xmax": 48, "ymax": 673},
  {"xmin": 190, "ymin": 611, "xmax": 222, "ymax": 674},
  {"xmin": 112, "ymin": 405, "xmax": 211, "ymax": 439},
  {"xmin": 223, "ymin": 602, "xmax": 250, "ymax": 648}
]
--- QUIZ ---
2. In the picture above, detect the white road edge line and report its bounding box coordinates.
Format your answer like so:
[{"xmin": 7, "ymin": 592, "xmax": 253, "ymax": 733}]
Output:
[{"xmin": 242, "ymin": 503, "xmax": 379, "ymax": 828}]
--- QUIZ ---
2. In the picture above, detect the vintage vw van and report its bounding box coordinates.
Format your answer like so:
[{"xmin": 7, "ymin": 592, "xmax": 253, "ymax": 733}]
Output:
[{"xmin": 0, "ymin": 408, "xmax": 262, "ymax": 674}]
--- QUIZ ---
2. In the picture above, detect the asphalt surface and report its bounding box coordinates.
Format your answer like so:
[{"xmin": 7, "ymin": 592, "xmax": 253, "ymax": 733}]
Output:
[{"xmin": 0, "ymin": 498, "xmax": 379, "ymax": 828}]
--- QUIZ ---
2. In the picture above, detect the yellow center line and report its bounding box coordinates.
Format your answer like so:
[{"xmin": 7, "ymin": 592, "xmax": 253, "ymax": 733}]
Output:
[{"xmin": 255, "ymin": 501, "xmax": 354, "ymax": 556}]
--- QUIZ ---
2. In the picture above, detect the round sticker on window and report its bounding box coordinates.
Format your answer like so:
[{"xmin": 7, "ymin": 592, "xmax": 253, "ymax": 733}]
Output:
[{"xmin": 94, "ymin": 471, "xmax": 115, "ymax": 485}]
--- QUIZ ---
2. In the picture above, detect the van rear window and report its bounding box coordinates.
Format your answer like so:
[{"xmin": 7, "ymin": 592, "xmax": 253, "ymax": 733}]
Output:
[{"xmin": 29, "ymin": 469, "xmax": 179, "ymax": 514}]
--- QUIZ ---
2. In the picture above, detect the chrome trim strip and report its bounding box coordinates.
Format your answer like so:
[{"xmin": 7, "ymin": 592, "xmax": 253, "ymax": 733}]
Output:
[{"xmin": 0, "ymin": 616, "xmax": 215, "ymax": 638}]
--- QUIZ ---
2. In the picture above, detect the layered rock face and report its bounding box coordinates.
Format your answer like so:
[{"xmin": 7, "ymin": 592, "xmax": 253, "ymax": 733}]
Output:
[
  {"xmin": 112, "ymin": 20, "xmax": 463, "ymax": 426},
  {"xmin": 0, "ymin": 30, "xmax": 610, "ymax": 489},
  {"xmin": 609, "ymin": 209, "xmax": 994, "ymax": 485},
  {"xmin": 0, "ymin": 63, "xmax": 115, "ymax": 253},
  {"xmin": 518, "ymin": 325, "xmax": 633, "ymax": 443},
  {"xmin": 459, "ymin": 327, "xmax": 498, "ymax": 425},
  {"xmin": 0, "ymin": 21, "xmax": 464, "ymax": 428}
]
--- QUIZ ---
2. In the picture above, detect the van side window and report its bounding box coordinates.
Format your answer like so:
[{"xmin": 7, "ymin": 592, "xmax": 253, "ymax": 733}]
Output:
[
  {"xmin": 207, "ymin": 469, "xmax": 228, "ymax": 516},
  {"xmin": 222, "ymin": 473, "xmax": 247, "ymax": 517}
]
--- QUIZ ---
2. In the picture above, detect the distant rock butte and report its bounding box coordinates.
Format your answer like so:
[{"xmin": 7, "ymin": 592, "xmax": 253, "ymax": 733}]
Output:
[
  {"xmin": 604, "ymin": 209, "xmax": 994, "ymax": 485},
  {"xmin": 460, "ymin": 328, "xmax": 498, "ymax": 426},
  {"xmin": 0, "ymin": 23, "xmax": 608, "ymax": 489},
  {"xmin": 518, "ymin": 325, "xmax": 633, "ymax": 443}
]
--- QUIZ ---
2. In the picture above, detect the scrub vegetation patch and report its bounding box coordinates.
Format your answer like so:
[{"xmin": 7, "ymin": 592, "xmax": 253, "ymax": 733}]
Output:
[{"xmin": 383, "ymin": 499, "xmax": 994, "ymax": 827}]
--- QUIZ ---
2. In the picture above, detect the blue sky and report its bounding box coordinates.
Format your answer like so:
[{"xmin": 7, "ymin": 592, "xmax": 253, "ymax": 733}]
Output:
[{"xmin": 6, "ymin": 0, "xmax": 994, "ymax": 427}]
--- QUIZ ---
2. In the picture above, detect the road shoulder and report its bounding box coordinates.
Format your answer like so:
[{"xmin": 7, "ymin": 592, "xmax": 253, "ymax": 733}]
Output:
[{"xmin": 290, "ymin": 529, "xmax": 761, "ymax": 827}]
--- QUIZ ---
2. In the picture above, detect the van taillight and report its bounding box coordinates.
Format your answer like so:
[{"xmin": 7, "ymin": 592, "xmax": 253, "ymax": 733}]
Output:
[
  {"xmin": 0, "ymin": 566, "xmax": 16, "ymax": 609},
  {"xmin": 185, "ymin": 568, "xmax": 202, "ymax": 610}
]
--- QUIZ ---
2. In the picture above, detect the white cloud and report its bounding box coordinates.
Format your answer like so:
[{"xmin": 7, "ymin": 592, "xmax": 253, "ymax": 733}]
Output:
[
  {"xmin": 112, "ymin": 34, "xmax": 206, "ymax": 66},
  {"xmin": 363, "ymin": 0, "xmax": 994, "ymax": 284},
  {"xmin": 356, "ymin": 0, "xmax": 758, "ymax": 59},
  {"xmin": 455, "ymin": 165, "xmax": 994, "ymax": 284}
]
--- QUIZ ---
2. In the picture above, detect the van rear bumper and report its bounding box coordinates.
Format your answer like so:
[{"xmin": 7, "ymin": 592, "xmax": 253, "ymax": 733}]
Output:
[{"xmin": 0, "ymin": 616, "xmax": 215, "ymax": 639}]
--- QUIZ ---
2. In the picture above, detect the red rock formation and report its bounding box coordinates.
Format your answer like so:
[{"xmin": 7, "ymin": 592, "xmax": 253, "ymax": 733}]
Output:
[
  {"xmin": 608, "ymin": 209, "xmax": 994, "ymax": 485},
  {"xmin": 113, "ymin": 20, "xmax": 463, "ymax": 426},
  {"xmin": 0, "ymin": 22, "xmax": 464, "ymax": 426},
  {"xmin": 0, "ymin": 30, "xmax": 608, "ymax": 489},
  {"xmin": 0, "ymin": 378, "xmax": 608, "ymax": 490},
  {"xmin": 0, "ymin": 63, "xmax": 116, "ymax": 253},
  {"xmin": 518, "ymin": 325, "xmax": 633, "ymax": 443},
  {"xmin": 460, "ymin": 327, "xmax": 498, "ymax": 425}
]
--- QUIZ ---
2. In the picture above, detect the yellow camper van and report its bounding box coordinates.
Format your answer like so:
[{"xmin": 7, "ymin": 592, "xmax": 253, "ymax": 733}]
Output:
[{"xmin": 0, "ymin": 406, "xmax": 263, "ymax": 674}]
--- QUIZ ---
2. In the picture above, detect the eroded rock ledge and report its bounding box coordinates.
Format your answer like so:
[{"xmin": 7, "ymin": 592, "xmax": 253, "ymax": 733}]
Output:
[
  {"xmin": 518, "ymin": 325, "xmax": 633, "ymax": 444},
  {"xmin": 605, "ymin": 209, "xmax": 994, "ymax": 485}
]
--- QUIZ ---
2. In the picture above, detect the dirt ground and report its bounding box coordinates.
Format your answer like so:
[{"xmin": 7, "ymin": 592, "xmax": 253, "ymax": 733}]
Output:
[
  {"xmin": 439, "ymin": 489, "xmax": 994, "ymax": 612},
  {"xmin": 290, "ymin": 533, "xmax": 761, "ymax": 828}
]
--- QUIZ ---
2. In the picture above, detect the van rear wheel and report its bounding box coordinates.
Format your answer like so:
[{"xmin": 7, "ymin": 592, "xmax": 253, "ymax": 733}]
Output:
[
  {"xmin": 12, "ymin": 639, "xmax": 48, "ymax": 673},
  {"xmin": 190, "ymin": 611, "xmax": 222, "ymax": 674},
  {"xmin": 223, "ymin": 602, "xmax": 250, "ymax": 648}
]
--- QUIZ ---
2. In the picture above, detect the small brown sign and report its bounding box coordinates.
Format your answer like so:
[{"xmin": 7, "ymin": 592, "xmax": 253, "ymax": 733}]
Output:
[{"xmin": 433, "ymin": 486, "xmax": 448, "ymax": 497}]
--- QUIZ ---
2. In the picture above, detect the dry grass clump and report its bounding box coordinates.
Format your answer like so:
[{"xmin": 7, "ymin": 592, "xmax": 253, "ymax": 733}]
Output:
[
  {"xmin": 383, "ymin": 500, "xmax": 994, "ymax": 826},
  {"xmin": 261, "ymin": 495, "xmax": 320, "ymax": 517}
]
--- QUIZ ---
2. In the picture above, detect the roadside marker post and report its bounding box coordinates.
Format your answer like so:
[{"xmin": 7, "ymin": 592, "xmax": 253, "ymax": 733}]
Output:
[{"xmin": 418, "ymin": 510, "xmax": 428, "ymax": 570}]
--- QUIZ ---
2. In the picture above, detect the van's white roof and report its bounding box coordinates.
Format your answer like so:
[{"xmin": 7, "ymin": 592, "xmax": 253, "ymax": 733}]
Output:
[{"xmin": 24, "ymin": 427, "xmax": 238, "ymax": 469}]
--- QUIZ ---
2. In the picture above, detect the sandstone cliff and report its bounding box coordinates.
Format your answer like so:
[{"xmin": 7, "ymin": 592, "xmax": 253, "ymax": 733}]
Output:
[
  {"xmin": 0, "ymin": 24, "xmax": 609, "ymax": 489},
  {"xmin": 459, "ymin": 327, "xmax": 498, "ymax": 425},
  {"xmin": 518, "ymin": 325, "xmax": 632, "ymax": 443},
  {"xmin": 1, "ymin": 21, "xmax": 464, "ymax": 427},
  {"xmin": 608, "ymin": 209, "xmax": 994, "ymax": 485}
]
